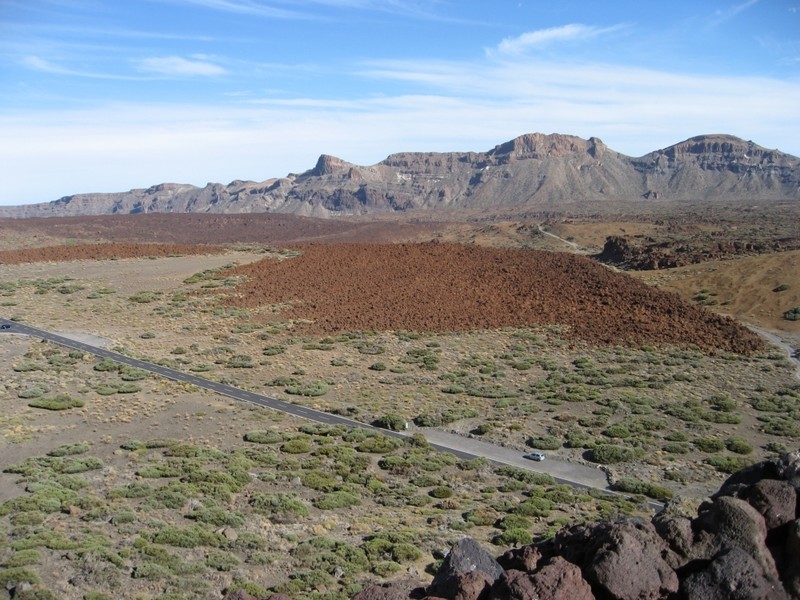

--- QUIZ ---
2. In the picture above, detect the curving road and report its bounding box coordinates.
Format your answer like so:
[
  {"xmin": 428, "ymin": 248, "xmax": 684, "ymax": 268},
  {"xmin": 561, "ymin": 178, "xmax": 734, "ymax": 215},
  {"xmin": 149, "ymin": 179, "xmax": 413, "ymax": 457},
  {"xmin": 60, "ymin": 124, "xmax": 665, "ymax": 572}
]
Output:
[
  {"xmin": 747, "ymin": 325, "xmax": 800, "ymax": 382},
  {"xmin": 0, "ymin": 318, "xmax": 626, "ymax": 499}
]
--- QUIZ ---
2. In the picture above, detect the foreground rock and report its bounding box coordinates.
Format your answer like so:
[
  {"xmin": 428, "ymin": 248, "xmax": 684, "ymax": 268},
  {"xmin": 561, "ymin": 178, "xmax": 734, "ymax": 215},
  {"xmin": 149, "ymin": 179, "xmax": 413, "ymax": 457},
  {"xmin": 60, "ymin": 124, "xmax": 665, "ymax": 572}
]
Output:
[{"xmin": 224, "ymin": 451, "xmax": 800, "ymax": 600}]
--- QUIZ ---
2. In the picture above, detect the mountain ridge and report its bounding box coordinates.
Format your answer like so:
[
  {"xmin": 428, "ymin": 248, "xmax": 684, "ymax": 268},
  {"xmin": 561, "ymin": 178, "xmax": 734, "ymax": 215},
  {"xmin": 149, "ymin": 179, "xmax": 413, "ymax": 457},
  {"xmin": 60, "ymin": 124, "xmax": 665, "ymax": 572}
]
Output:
[{"xmin": 2, "ymin": 133, "xmax": 798, "ymax": 218}]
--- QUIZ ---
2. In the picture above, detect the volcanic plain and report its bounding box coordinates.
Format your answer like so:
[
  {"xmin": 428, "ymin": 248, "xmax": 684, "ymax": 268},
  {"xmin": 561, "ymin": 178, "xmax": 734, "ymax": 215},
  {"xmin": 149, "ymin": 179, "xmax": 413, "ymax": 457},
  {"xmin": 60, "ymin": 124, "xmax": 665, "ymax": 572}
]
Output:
[{"xmin": 0, "ymin": 208, "xmax": 798, "ymax": 599}]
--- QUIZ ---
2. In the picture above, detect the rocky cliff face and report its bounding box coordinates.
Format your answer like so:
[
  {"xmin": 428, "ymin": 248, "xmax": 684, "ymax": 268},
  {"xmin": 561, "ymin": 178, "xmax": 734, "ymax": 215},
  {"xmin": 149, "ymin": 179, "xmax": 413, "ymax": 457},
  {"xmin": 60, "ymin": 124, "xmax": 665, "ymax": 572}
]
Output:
[
  {"xmin": 220, "ymin": 450, "xmax": 800, "ymax": 600},
  {"xmin": 2, "ymin": 133, "xmax": 798, "ymax": 218}
]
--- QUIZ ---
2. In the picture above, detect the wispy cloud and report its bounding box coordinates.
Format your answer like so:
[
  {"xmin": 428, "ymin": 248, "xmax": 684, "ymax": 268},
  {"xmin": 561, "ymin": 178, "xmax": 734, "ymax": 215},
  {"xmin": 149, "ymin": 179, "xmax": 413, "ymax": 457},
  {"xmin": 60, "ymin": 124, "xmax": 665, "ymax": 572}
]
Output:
[
  {"xmin": 162, "ymin": 0, "xmax": 307, "ymax": 19},
  {"xmin": 711, "ymin": 0, "xmax": 759, "ymax": 25},
  {"xmin": 20, "ymin": 55, "xmax": 140, "ymax": 80},
  {"xmin": 135, "ymin": 55, "xmax": 227, "ymax": 76},
  {"xmin": 490, "ymin": 23, "xmax": 624, "ymax": 56}
]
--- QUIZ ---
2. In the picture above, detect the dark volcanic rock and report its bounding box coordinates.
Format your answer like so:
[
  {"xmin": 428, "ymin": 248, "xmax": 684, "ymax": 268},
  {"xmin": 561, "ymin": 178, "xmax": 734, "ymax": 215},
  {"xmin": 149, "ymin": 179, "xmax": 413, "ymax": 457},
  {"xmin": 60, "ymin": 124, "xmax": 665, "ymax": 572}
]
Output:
[
  {"xmin": 494, "ymin": 558, "xmax": 595, "ymax": 600},
  {"xmin": 554, "ymin": 519, "xmax": 679, "ymax": 600},
  {"xmin": 351, "ymin": 578, "xmax": 423, "ymax": 600},
  {"xmin": 681, "ymin": 546, "xmax": 790, "ymax": 600},
  {"xmin": 697, "ymin": 496, "xmax": 778, "ymax": 579},
  {"xmin": 746, "ymin": 479, "xmax": 797, "ymax": 530},
  {"xmin": 427, "ymin": 538, "xmax": 504, "ymax": 600}
]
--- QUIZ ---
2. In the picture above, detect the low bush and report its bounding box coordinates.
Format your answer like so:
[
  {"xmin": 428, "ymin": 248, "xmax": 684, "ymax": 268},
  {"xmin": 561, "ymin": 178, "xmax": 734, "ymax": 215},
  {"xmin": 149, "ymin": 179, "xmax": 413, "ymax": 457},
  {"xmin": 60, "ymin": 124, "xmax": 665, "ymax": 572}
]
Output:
[
  {"xmin": 249, "ymin": 493, "xmax": 309, "ymax": 522},
  {"xmin": 725, "ymin": 437, "xmax": 754, "ymax": 455},
  {"xmin": 706, "ymin": 455, "xmax": 755, "ymax": 474},
  {"xmin": 280, "ymin": 437, "xmax": 313, "ymax": 454},
  {"xmin": 28, "ymin": 394, "xmax": 84, "ymax": 411},
  {"xmin": 612, "ymin": 477, "xmax": 675, "ymax": 502},
  {"xmin": 314, "ymin": 491, "xmax": 361, "ymax": 510},
  {"xmin": 374, "ymin": 414, "xmax": 408, "ymax": 431},
  {"xmin": 589, "ymin": 444, "xmax": 639, "ymax": 464},
  {"xmin": 526, "ymin": 435, "xmax": 561, "ymax": 450},
  {"xmin": 783, "ymin": 307, "xmax": 800, "ymax": 321},
  {"xmin": 17, "ymin": 385, "xmax": 49, "ymax": 399},
  {"xmin": 244, "ymin": 430, "xmax": 284, "ymax": 444},
  {"xmin": 285, "ymin": 381, "xmax": 329, "ymax": 397}
]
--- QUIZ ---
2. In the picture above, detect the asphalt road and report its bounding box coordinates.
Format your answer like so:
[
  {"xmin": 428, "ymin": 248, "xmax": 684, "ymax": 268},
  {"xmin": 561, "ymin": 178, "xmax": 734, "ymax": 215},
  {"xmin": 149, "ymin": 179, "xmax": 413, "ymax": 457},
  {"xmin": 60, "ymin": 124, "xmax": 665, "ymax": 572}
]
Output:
[{"xmin": 0, "ymin": 317, "xmax": 627, "ymax": 499}]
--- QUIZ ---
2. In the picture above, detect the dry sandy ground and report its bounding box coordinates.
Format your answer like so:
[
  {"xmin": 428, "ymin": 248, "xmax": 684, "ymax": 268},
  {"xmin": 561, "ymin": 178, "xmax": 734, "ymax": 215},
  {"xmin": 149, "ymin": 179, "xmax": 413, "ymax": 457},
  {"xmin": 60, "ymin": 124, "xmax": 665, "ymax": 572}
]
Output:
[{"xmin": 633, "ymin": 250, "xmax": 800, "ymax": 349}]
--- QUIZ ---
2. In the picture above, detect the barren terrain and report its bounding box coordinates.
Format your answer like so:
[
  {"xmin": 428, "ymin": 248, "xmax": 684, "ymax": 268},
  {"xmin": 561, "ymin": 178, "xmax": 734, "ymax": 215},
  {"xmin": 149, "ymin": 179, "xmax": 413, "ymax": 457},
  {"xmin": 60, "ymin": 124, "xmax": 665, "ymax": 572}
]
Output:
[{"xmin": 0, "ymin": 207, "xmax": 799, "ymax": 599}]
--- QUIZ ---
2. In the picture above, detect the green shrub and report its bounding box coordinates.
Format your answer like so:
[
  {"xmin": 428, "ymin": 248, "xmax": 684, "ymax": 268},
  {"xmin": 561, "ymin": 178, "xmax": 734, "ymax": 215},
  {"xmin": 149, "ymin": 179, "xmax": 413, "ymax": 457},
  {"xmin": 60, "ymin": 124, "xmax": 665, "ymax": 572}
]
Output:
[
  {"xmin": 725, "ymin": 437, "xmax": 754, "ymax": 455},
  {"xmin": 187, "ymin": 507, "xmax": 245, "ymax": 528},
  {"xmin": 773, "ymin": 283, "xmax": 790, "ymax": 292},
  {"xmin": 706, "ymin": 455, "xmax": 755, "ymax": 474},
  {"xmin": 662, "ymin": 442, "xmax": 690, "ymax": 454},
  {"xmin": 28, "ymin": 394, "xmax": 84, "ymax": 411},
  {"xmin": 47, "ymin": 443, "xmax": 90, "ymax": 457},
  {"xmin": 132, "ymin": 562, "xmax": 171, "ymax": 579},
  {"xmin": 783, "ymin": 307, "xmax": 800, "ymax": 321},
  {"xmin": 243, "ymin": 430, "xmax": 284, "ymax": 444},
  {"xmin": 5, "ymin": 550, "xmax": 41, "ymax": 568},
  {"xmin": 612, "ymin": 477, "xmax": 675, "ymax": 502},
  {"xmin": 151, "ymin": 525, "xmax": 225, "ymax": 548},
  {"xmin": 373, "ymin": 561, "xmax": 403, "ymax": 577},
  {"xmin": 589, "ymin": 444, "xmax": 639, "ymax": 464},
  {"xmin": 374, "ymin": 414, "xmax": 408, "ymax": 431},
  {"xmin": 17, "ymin": 385, "xmax": 49, "ymax": 399},
  {"xmin": 694, "ymin": 437, "xmax": 724, "ymax": 453},
  {"xmin": 357, "ymin": 435, "xmax": 403, "ymax": 454},
  {"xmin": 280, "ymin": 437, "xmax": 313, "ymax": 454},
  {"xmin": 314, "ymin": 491, "xmax": 360, "ymax": 510},
  {"xmin": 527, "ymin": 435, "xmax": 561, "ymax": 450},
  {"xmin": 129, "ymin": 291, "xmax": 160, "ymax": 303},
  {"xmin": 0, "ymin": 567, "xmax": 42, "ymax": 587},
  {"xmin": 249, "ymin": 493, "xmax": 309, "ymax": 522},
  {"xmin": 429, "ymin": 486, "xmax": 454, "ymax": 499},
  {"xmin": 515, "ymin": 497, "xmax": 553, "ymax": 517},
  {"xmin": 492, "ymin": 528, "xmax": 532, "ymax": 546},
  {"xmin": 93, "ymin": 358, "xmax": 118, "ymax": 372},
  {"xmin": 285, "ymin": 381, "xmax": 329, "ymax": 397},
  {"xmin": 205, "ymin": 550, "xmax": 240, "ymax": 571}
]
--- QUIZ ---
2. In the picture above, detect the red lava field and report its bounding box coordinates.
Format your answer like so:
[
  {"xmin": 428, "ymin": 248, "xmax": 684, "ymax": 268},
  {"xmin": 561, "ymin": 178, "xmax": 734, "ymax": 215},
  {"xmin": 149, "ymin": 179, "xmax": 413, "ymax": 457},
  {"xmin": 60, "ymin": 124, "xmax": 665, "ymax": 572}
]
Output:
[
  {"xmin": 221, "ymin": 242, "xmax": 764, "ymax": 353},
  {"xmin": 0, "ymin": 242, "xmax": 226, "ymax": 264}
]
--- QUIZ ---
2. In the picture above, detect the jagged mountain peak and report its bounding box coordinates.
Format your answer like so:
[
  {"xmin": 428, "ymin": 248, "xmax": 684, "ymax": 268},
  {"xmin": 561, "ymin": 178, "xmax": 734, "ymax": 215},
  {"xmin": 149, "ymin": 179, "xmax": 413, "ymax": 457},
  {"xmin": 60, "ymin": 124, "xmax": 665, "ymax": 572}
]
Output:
[{"xmin": 1, "ymin": 132, "xmax": 797, "ymax": 219}]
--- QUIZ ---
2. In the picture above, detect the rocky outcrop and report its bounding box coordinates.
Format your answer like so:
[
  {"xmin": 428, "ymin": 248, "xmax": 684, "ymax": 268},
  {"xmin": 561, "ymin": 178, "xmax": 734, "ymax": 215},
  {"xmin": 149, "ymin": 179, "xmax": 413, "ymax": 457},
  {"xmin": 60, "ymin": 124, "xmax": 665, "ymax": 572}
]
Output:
[
  {"xmin": 596, "ymin": 234, "xmax": 800, "ymax": 270},
  {"xmin": 2, "ymin": 133, "xmax": 798, "ymax": 218},
  {"xmin": 279, "ymin": 449, "xmax": 798, "ymax": 600}
]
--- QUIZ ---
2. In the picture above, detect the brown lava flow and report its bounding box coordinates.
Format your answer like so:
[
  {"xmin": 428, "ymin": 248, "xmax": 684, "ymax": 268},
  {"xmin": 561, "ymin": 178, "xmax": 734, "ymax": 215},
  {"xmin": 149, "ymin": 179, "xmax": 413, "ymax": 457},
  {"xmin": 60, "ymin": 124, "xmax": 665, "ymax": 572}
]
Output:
[
  {"xmin": 0, "ymin": 242, "xmax": 226, "ymax": 265},
  {"xmin": 222, "ymin": 242, "xmax": 763, "ymax": 354}
]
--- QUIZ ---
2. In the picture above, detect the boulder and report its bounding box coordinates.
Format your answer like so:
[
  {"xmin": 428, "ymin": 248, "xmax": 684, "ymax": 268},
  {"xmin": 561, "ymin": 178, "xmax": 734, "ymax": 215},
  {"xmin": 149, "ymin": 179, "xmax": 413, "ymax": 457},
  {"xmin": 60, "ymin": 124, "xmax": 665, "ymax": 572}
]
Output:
[
  {"xmin": 782, "ymin": 520, "xmax": 800, "ymax": 597},
  {"xmin": 497, "ymin": 544, "xmax": 547, "ymax": 572},
  {"xmin": 493, "ymin": 557, "xmax": 595, "ymax": 600},
  {"xmin": 745, "ymin": 479, "xmax": 797, "ymax": 530},
  {"xmin": 585, "ymin": 520, "xmax": 679, "ymax": 600},
  {"xmin": 352, "ymin": 579, "xmax": 423, "ymax": 600},
  {"xmin": 427, "ymin": 538, "xmax": 504, "ymax": 599},
  {"xmin": 698, "ymin": 496, "xmax": 778, "ymax": 579},
  {"xmin": 681, "ymin": 546, "xmax": 790, "ymax": 600}
]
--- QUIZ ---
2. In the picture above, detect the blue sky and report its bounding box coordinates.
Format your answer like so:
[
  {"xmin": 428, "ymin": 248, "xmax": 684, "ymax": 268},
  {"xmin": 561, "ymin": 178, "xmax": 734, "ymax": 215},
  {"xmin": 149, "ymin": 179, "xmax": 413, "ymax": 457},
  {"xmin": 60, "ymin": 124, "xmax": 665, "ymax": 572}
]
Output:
[{"xmin": 1, "ymin": 0, "xmax": 799, "ymax": 206}]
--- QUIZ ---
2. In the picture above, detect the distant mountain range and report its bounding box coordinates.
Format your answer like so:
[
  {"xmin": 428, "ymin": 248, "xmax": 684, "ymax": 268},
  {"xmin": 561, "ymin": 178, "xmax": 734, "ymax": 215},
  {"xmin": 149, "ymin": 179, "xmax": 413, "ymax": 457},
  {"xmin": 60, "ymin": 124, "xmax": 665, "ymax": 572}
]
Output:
[{"xmin": 2, "ymin": 133, "xmax": 798, "ymax": 218}]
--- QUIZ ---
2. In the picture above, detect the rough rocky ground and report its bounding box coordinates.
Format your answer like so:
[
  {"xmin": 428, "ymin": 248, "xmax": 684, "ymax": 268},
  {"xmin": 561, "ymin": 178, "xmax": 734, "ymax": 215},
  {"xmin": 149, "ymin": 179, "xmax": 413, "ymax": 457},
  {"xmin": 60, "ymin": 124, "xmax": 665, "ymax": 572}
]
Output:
[
  {"xmin": 318, "ymin": 450, "xmax": 800, "ymax": 600},
  {"xmin": 220, "ymin": 242, "xmax": 762, "ymax": 354}
]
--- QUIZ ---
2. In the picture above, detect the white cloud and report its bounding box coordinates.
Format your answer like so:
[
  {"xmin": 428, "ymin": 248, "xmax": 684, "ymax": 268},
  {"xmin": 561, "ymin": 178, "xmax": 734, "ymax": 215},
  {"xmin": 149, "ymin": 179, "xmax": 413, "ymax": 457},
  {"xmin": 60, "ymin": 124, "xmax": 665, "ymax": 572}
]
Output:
[
  {"xmin": 491, "ymin": 24, "xmax": 621, "ymax": 55},
  {"xmin": 20, "ymin": 55, "xmax": 141, "ymax": 80},
  {"xmin": 163, "ymin": 0, "xmax": 305, "ymax": 19},
  {"xmin": 3, "ymin": 48, "xmax": 800, "ymax": 205},
  {"xmin": 135, "ymin": 55, "xmax": 227, "ymax": 76}
]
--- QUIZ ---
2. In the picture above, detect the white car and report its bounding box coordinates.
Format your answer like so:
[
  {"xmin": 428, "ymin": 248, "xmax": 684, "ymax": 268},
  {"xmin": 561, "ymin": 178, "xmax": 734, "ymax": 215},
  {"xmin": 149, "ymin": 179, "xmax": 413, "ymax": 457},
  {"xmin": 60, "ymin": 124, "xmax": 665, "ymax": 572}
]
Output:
[{"xmin": 524, "ymin": 451, "xmax": 546, "ymax": 461}]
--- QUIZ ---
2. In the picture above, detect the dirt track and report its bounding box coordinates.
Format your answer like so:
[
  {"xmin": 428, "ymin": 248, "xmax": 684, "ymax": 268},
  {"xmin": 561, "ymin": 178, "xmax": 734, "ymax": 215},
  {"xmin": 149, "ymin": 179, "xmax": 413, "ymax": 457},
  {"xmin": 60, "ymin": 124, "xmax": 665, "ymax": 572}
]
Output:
[
  {"xmin": 0, "ymin": 242, "xmax": 225, "ymax": 264},
  {"xmin": 221, "ymin": 242, "xmax": 763, "ymax": 353}
]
